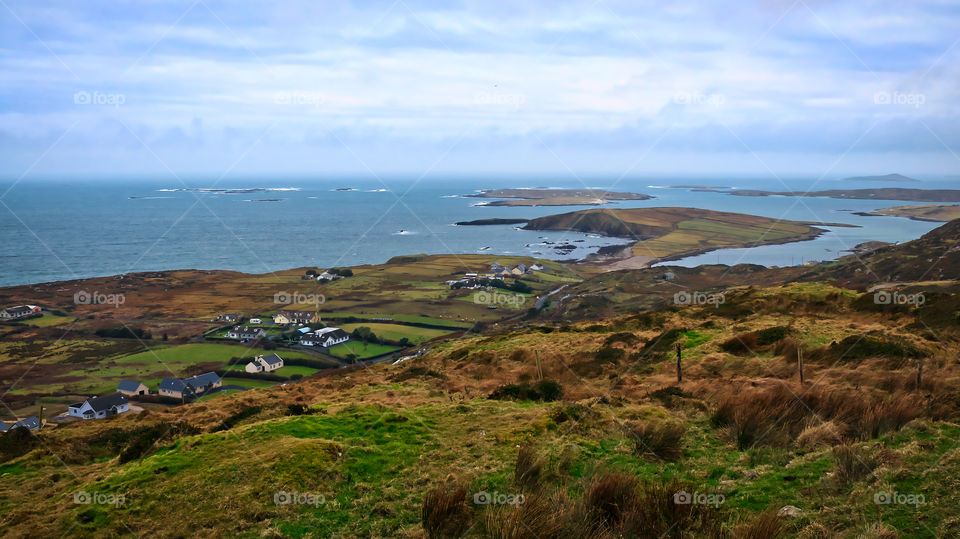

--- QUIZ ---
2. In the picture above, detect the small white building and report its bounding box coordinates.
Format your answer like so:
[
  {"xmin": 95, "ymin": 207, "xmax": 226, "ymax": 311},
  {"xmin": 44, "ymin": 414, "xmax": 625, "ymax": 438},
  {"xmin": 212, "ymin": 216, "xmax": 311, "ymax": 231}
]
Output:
[
  {"xmin": 245, "ymin": 353, "xmax": 284, "ymax": 373},
  {"xmin": 68, "ymin": 393, "xmax": 129, "ymax": 420}
]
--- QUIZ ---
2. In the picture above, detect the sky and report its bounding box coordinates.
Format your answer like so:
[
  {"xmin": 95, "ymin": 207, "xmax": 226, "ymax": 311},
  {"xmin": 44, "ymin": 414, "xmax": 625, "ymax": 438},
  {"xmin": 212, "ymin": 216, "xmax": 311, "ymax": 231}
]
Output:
[{"xmin": 1, "ymin": 0, "xmax": 959, "ymax": 180}]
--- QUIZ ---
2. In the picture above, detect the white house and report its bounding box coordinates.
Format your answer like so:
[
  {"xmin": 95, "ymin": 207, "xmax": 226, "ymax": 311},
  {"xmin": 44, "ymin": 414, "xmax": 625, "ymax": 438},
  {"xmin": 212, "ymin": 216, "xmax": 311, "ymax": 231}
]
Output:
[
  {"xmin": 301, "ymin": 327, "xmax": 350, "ymax": 347},
  {"xmin": 245, "ymin": 353, "xmax": 284, "ymax": 373},
  {"xmin": 68, "ymin": 393, "xmax": 129, "ymax": 420},
  {"xmin": 0, "ymin": 305, "xmax": 41, "ymax": 320},
  {"xmin": 225, "ymin": 326, "xmax": 266, "ymax": 341},
  {"xmin": 249, "ymin": 318, "xmax": 262, "ymax": 324}
]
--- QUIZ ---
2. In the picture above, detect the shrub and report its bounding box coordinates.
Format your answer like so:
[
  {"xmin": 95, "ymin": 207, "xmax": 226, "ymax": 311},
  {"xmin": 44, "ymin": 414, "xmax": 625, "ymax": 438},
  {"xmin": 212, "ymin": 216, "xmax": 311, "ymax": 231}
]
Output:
[
  {"xmin": 584, "ymin": 472, "xmax": 639, "ymax": 527},
  {"xmin": 625, "ymin": 419, "xmax": 686, "ymax": 460},
  {"xmin": 604, "ymin": 332, "xmax": 640, "ymax": 347},
  {"xmin": 832, "ymin": 444, "xmax": 877, "ymax": 485},
  {"xmin": 421, "ymin": 482, "xmax": 471, "ymax": 539},
  {"xmin": 482, "ymin": 494, "xmax": 567, "ymax": 539},
  {"xmin": 733, "ymin": 509, "xmax": 787, "ymax": 539},
  {"xmin": 514, "ymin": 445, "xmax": 543, "ymax": 488},
  {"xmin": 489, "ymin": 381, "xmax": 563, "ymax": 402}
]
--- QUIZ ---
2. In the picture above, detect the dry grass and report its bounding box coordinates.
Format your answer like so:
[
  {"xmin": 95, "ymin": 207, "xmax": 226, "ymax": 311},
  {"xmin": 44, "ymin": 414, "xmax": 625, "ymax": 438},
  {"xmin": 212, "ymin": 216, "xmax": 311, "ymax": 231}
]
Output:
[{"xmin": 420, "ymin": 481, "xmax": 472, "ymax": 539}]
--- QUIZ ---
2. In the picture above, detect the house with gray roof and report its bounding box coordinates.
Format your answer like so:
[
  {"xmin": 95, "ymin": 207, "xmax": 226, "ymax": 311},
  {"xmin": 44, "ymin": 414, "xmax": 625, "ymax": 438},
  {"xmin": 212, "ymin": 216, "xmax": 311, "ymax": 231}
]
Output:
[
  {"xmin": 11, "ymin": 416, "xmax": 40, "ymax": 430},
  {"xmin": 117, "ymin": 380, "xmax": 148, "ymax": 396},
  {"xmin": 68, "ymin": 393, "xmax": 129, "ymax": 420}
]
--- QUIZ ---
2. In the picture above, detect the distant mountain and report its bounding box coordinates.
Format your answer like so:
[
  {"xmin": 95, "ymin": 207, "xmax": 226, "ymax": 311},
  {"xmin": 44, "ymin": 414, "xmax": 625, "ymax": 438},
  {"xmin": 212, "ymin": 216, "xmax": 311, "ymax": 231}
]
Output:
[{"xmin": 844, "ymin": 173, "xmax": 919, "ymax": 183}]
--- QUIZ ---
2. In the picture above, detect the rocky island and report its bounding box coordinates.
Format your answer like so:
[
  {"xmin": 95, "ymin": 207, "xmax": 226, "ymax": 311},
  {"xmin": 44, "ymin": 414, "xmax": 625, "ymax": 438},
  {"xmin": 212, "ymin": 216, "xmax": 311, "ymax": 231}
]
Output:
[{"xmin": 466, "ymin": 188, "xmax": 652, "ymax": 206}]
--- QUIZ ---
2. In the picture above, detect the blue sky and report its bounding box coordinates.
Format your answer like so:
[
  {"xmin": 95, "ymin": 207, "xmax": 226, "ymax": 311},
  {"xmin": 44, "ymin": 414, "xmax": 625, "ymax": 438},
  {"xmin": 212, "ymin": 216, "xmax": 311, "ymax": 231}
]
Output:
[{"xmin": 1, "ymin": 0, "xmax": 958, "ymax": 179}]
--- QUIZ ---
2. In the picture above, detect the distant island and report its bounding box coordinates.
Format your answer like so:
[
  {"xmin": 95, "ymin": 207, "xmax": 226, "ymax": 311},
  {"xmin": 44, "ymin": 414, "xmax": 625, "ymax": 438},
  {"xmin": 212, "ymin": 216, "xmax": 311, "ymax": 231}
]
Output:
[
  {"xmin": 855, "ymin": 204, "xmax": 960, "ymax": 222},
  {"xmin": 523, "ymin": 207, "xmax": 833, "ymax": 269},
  {"xmin": 709, "ymin": 188, "xmax": 960, "ymax": 202},
  {"xmin": 466, "ymin": 188, "xmax": 652, "ymax": 206},
  {"xmin": 454, "ymin": 218, "xmax": 529, "ymax": 226},
  {"xmin": 844, "ymin": 173, "xmax": 919, "ymax": 183}
]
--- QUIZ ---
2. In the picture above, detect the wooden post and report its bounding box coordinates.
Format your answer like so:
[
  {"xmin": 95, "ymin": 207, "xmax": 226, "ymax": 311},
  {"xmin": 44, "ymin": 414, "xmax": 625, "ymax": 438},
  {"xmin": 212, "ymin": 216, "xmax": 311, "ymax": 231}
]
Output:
[
  {"xmin": 675, "ymin": 342, "xmax": 682, "ymax": 383},
  {"xmin": 38, "ymin": 405, "xmax": 44, "ymax": 430},
  {"xmin": 797, "ymin": 348, "xmax": 804, "ymax": 384},
  {"xmin": 917, "ymin": 358, "xmax": 924, "ymax": 391}
]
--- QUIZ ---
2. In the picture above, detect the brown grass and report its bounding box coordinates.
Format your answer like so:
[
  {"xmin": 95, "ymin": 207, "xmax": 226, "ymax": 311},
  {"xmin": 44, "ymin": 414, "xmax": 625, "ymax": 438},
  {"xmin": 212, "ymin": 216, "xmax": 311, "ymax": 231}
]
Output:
[
  {"xmin": 624, "ymin": 419, "xmax": 686, "ymax": 460},
  {"xmin": 421, "ymin": 481, "xmax": 471, "ymax": 539}
]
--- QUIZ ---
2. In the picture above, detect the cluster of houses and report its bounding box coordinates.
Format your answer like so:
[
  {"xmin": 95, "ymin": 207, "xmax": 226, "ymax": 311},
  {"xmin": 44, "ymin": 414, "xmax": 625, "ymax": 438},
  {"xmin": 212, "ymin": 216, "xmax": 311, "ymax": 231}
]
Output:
[
  {"xmin": 299, "ymin": 327, "xmax": 350, "ymax": 348},
  {"xmin": 159, "ymin": 372, "xmax": 222, "ymax": 399},
  {"xmin": 0, "ymin": 416, "xmax": 40, "ymax": 432},
  {"xmin": 446, "ymin": 262, "xmax": 544, "ymax": 288},
  {"xmin": 0, "ymin": 305, "xmax": 42, "ymax": 321}
]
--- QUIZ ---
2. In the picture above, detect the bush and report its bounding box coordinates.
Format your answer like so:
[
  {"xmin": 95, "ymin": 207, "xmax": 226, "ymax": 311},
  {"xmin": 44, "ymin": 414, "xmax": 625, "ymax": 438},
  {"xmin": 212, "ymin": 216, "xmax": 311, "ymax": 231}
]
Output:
[
  {"xmin": 489, "ymin": 381, "xmax": 563, "ymax": 402},
  {"xmin": 625, "ymin": 419, "xmax": 686, "ymax": 460},
  {"xmin": 94, "ymin": 326, "xmax": 151, "ymax": 340},
  {"xmin": 421, "ymin": 482, "xmax": 471, "ymax": 539},
  {"xmin": 832, "ymin": 444, "xmax": 877, "ymax": 485},
  {"xmin": 514, "ymin": 445, "xmax": 543, "ymax": 488},
  {"xmin": 733, "ymin": 509, "xmax": 787, "ymax": 539},
  {"xmin": 214, "ymin": 406, "xmax": 263, "ymax": 432}
]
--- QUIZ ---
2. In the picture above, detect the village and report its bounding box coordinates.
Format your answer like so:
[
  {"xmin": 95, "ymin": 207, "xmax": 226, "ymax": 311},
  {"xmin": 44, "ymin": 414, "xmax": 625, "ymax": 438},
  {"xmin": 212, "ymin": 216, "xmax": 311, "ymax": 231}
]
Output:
[{"xmin": 0, "ymin": 260, "xmax": 562, "ymax": 432}]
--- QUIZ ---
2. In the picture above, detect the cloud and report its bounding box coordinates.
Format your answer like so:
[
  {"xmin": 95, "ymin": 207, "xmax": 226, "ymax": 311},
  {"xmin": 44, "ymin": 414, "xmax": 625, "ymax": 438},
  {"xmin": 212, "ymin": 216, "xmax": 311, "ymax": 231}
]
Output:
[{"xmin": 0, "ymin": 0, "xmax": 958, "ymax": 177}]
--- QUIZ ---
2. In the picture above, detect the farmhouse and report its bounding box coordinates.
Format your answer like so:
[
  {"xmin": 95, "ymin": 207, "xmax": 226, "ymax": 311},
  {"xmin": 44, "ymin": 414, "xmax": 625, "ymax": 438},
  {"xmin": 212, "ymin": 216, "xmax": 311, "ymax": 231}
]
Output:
[
  {"xmin": 117, "ymin": 380, "xmax": 148, "ymax": 396},
  {"xmin": 301, "ymin": 327, "xmax": 350, "ymax": 347},
  {"xmin": 274, "ymin": 310, "xmax": 319, "ymax": 325},
  {"xmin": 225, "ymin": 326, "xmax": 266, "ymax": 341},
  {"xmin": 214, "ymin": 313, "xmax": 242, "ymax": 323},
  {"xmin": 0, "ymin": 305, "xmax": 41, "ymax": 320},
  {"xmin": 67, "ymin": 393, "xmax": 130, "ymax": 420},
  {"xmin": 511, "ymin": 264, "xmax": 527, "ymax": 275},
  {"xmin": 159, "ymin": 372, "xmax": 222, "ymax": 399},
  {"xmin": 245, "ymin": 353, "xmax": 284, "ymax": 373}
]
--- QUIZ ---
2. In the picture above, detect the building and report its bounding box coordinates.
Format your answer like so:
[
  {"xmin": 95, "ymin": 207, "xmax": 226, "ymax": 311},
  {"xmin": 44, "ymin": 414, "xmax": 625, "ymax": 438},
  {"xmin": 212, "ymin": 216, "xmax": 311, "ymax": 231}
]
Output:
[
  {"xmin": 249, "ymin": 318, "xmax": 262, "ymax": 324},
  {"xmin": 529, "ymin": 263, "xmax": 544, "ymax": 271},
  {"xmin": 511, "ymin": 264, "xmax": 527, "ymax": 275},
  {"xmin": 245, "ymin": 353, "xmax": 284, "ymax": 373},
  {"xmin": 214, "ymin": 313, "xmax": 242, "ymax": 323},
  {"xmin": 225, "ymin": 326, "xmax": 266, "ymax": 341},
  {"xmin": 159, "ymin": 372, "xmax": 222, "ymax": 399},
  {"xmin": 273, "ymin": 310, "xmax": 320, "ymax": 325},
  {"xmin": 158, "ymin": 378, "xmax": 189, "ymax": 399},
  {"xmin": 10, "ymin": 416, "xmax": 40, "ymax": 430},
  {"xmin": 301, "ymin": 327, "xmax": 350, "ymax": 348},
  {"xmin": 117, "ymin": 380, "xmax": 148, "ymax": 396},
  {"xmin": 67, "ymin": 393, "xmax": 130, "ymax": 420},
  {"xmin": 0, "ymin": 305, "xmax": 41, "ymax": 320}
]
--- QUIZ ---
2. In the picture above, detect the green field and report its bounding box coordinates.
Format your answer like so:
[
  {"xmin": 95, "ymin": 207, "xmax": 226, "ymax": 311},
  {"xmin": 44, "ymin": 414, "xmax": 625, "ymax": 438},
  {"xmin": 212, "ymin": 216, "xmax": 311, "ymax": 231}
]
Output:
[
  {"xmin": 16, "ymin": 313, "xmax": 75, "ymax": 327},
  {"xmin": 323, "ymin": 312, "xmax": 473, "ymax": 329},
  {"xmin": 221, "ymin": 364, "xmax": 322, "ymax": 377},
  {"xmin": 326, "ymin": 341, "xmax": 402, "ymax": 360},
  {"xmin": 338, "ymin": 322, "xmax": 453, "ymax": 344}
]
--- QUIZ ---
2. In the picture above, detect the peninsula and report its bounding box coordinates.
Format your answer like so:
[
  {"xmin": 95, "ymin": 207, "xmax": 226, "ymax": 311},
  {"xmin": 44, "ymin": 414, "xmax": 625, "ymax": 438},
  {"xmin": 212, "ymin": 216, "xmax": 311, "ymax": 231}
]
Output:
[{"xmin": 523, "ymin": 207, "xmax": 832, "ymax": 269}]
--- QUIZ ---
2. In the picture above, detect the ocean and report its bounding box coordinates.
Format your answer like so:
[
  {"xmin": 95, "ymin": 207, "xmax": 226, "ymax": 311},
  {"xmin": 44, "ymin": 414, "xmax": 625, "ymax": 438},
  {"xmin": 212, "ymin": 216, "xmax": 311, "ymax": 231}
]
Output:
[{"xmin": 0, "ymin": 176, "xmax": 948, "ymax": 287}]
